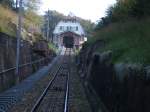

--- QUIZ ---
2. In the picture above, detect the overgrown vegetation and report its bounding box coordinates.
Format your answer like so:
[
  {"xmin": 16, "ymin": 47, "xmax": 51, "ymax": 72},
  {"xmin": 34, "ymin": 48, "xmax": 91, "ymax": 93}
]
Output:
[
  {"xmin": 79, "ymin": 1, "xmax": 150, "ymax": 112},
  {"xmin": 0, "ymin": 5, "xmax": 17, "ymax": 36},
  {"xmin": 48, "ymin": 42, "xmax": 58, "ymax": 53},
  {"xmin": 89, "ymin": 0, "xmax": 150, "ymax": 65},
  {"xmin": 0, "ymin": 0, "xmax": 43, "ymax": 38},
  {"xmin": 96, "ymin": 0, "xmax": 150, "ymax": 29},
  {"xmin": 90, "ymin": 19, "xmax": 150, "ymax": 64}
]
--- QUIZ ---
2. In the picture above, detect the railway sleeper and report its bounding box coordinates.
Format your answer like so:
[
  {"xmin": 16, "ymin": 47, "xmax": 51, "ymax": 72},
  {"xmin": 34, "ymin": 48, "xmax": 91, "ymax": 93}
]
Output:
[
  {"xmin": 61, "ymin": 69, "xmax": 68, "ymax": 73},
  {"xmin": 52, "ymin": 86, "xmax": 64, "ymax": 92}
]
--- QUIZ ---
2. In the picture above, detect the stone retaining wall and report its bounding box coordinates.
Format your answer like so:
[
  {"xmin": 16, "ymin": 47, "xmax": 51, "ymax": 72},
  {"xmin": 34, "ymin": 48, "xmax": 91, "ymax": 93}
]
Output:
[{"xmin": 78, "ymin": 41, "xmax": 150, "ymax": 112}]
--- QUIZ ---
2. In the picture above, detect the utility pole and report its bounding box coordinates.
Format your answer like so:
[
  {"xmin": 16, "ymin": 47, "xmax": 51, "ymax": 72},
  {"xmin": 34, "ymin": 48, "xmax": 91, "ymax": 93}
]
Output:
[
  {"xmin": 47, "ymin": 10, "xmax": 50, "ymax": 41},
  {"xmin": 15, "ymin": 0, "xmax": 23, "ymax": 83}
]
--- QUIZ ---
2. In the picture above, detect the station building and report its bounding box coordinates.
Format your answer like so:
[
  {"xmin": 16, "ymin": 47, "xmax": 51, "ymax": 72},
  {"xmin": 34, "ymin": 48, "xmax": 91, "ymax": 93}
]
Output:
[{"xmin": 53, "ymin": 16, "xmax": 87, "ymax": 49}]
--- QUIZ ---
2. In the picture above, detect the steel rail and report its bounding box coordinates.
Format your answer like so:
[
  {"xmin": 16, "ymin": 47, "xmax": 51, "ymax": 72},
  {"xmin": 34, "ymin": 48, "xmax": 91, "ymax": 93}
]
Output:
[
  {"xmin": 0, "ymin": 57, "xmax": 48, "ymax": 75},
  {"xmin": 63, "ymin": 66, "xmax": 70, "ymax": 112},
  {"xmin": 64, "ymin": 48, "xmax": 71, "ymax": 112},
  {"xmin": 30, "ymin": 65, "xmax": 62, "ymax": 112},
  {"xmin": 30, "ymin": 49, "xmax": 67, "ymax": 112}
]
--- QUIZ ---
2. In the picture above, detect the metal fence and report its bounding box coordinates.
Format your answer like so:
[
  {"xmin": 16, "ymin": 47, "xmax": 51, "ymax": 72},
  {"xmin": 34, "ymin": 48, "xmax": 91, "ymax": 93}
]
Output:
[{"xmin": 0, "ymin": 57, "xmax": 49, "ymax": 75}]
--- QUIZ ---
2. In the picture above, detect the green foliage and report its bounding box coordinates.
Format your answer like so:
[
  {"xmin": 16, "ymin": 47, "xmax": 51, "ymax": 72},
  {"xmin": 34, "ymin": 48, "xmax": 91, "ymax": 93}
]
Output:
[
  {"xmin": 0, "ymin": 5, "xmax": 17, "ymax": 36},
  {"xmin": 78, "ymin": 19, "xmax": 95, "ymax": 36},
  {"xmin": 96, "ymin": 0, "xmax": 150, "ymax": 29},
  {"xmin": 0, "ymin": 0, "xmax": 41, "ymax": 12},
  {"xmin": 48, "ymin": 43, "xmax": 58, "ymax": 53},
  {"xmin": 93, "ymin": 0, "xmax": 150, "ymax": 65},
  {"xmin": 93, "ymin": 0, "xmax": 150, "ymax": 64},
  {"xmin": 25, "ymin": 10, "xmax": 43, "ymax": 26},
  {"xmin": 0, "ymin": 0, "xmax": 15, "ymax": 9},
  {"xmin": 89, "ymin": 18, "xmax": 150, "ymax": 65},
  {"xmin": 0, "ymin": 5, "xmax": 43, "ymax": 38},
  {"xmin": 131, "ymin": 0, "xmax": 150, "ymax": 17},
  {"xmin": 24, "ymin": 0, "xmax": 41, "ymax": 12},
  {"xmin": 42, "ymin": 10, "xmax": 65, "ymax": 38}
]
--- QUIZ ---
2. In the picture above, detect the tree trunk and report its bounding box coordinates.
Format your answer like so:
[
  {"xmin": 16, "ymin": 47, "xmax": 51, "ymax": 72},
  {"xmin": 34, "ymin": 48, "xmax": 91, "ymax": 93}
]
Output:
[{"xmin": 16, "ymin": 0, "xmax": 18, "ymax": 8}]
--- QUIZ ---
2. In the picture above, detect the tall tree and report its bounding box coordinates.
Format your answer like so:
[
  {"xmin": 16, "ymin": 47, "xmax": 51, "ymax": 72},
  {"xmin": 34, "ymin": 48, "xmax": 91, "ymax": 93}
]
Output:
[
  {"xmin": 42, "ymin": 10, "xmax": 65, "ymax": 40},
  {"xmin": 131, "ymin": 0, "xmax": 150, "ymax": 17},
  {"xmin": 24, "ymin": 0, "xmax": 41, "ymax": 12}
]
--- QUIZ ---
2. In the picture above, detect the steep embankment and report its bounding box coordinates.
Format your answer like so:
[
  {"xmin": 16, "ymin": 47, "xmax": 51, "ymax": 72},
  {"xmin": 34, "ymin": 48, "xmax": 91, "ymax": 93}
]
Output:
[
  {"xmin": 78, "ymin": 18, "xmax": 150, "ymax": 112},
  {"xmin": 0, "ymin": 6, "xmax": 57, "ymax": 92},
  {"xmin": 88, "ymin": 18, "xmax": 150, "ymax": 65},
  {"xmin": 0, "ymin": 5, "xmax": 42, "ymax": 40},
  {"xmin": 0, "ymin": 5, "xmax": 17, "ymax": 36}
]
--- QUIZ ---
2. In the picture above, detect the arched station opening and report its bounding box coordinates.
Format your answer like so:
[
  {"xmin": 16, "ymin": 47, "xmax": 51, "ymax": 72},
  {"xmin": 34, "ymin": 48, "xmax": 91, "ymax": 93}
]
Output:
[
  {"xmin": 59, "ymin": 31, "xmax": 81, "ymax": 49},
  {"xmin": 63, "ymin": 36, "xmax": 74, "ymax": 48}
]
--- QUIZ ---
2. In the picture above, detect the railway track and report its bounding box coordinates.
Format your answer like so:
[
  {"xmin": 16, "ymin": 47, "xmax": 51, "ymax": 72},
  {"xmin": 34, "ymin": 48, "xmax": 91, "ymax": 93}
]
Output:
[
  {"xmin": 0, "ymin": 56, "xmax": 59, "ymax": 112},
  {"xmin": 31, "ymin": 48, "xmax": 71, "ymax": 112}
]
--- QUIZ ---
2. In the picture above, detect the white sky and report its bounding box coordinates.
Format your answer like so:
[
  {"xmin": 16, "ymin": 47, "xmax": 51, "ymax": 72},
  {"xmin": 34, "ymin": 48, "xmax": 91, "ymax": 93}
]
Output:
[{"xmin": 39, "ymin": 0, "xmax": 116, "ymax": 22}]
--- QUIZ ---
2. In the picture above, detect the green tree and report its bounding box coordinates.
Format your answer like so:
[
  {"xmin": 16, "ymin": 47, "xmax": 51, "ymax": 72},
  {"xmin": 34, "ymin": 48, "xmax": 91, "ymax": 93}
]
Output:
[
  {"xmin": 24, "ymin": 0, "xmax": 41, "ymax": 12},
  {"xmin": 0, "ymin": 0, "xmax": 15, "ymax": 8},
  {"xmin": 78, "ymin": 19, "xmax": 95, "ymax": 36},
  {"xmin": 42, "ymin": 10, "xmax": 65, "ymax": 39},
  {"xmin": 131, "ymin": 0, "xmax": 150, "ymax": 17},
  {"xmin": 23, "ymin": 0, "xmax": 43, "ymax": 27}
]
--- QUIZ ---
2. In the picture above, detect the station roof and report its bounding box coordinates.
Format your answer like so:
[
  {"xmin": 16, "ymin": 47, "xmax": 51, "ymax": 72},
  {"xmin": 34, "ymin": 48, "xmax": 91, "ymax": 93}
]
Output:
[{"xmin": 53, "ymin": 20, "xmax": 85, "ymax": 36}]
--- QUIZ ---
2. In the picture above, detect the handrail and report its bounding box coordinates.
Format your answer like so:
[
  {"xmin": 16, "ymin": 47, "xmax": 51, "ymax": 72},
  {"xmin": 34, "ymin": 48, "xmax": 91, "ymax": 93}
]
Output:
[{"xmin": 0, "ymin": 57, "xmax": 49, "ymax": 75}]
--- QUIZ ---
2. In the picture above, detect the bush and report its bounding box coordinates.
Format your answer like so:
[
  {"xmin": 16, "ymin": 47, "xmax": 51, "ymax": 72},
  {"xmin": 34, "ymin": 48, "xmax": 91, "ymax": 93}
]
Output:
[{"xmin": 90, "ymin": 18, "xmax": 150, "ymax": 65}]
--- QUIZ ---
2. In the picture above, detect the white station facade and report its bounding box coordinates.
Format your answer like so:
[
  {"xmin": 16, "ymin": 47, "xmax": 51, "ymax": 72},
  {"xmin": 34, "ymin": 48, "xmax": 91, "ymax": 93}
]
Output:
[{"xmin": 53, "ymin": 16, "xmax": 87, "ymax": 49}]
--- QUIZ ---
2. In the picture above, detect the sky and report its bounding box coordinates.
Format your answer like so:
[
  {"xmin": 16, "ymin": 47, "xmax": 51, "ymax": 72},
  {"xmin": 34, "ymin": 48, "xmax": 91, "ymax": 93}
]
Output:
[{"xmin": 39, "ymin": 0, "xmax": 116, "ymax": 22}]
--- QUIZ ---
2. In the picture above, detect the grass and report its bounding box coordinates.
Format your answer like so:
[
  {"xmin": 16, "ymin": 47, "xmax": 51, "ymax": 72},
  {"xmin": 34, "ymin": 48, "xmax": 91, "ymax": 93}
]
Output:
[
  {"xmin": 88, "ymin": 18, "xmax": 150, "ymax": 65},
  {"xmin": 0, "ymin": 5, "xmax": 17, "ymax": 36},
  {"xmin": 0, "ymin": 5, "xmax": 43, "ymax": 38},
  {"xmin": 48, "ymin": 43, "xmax": 58, "ymax": 53}
]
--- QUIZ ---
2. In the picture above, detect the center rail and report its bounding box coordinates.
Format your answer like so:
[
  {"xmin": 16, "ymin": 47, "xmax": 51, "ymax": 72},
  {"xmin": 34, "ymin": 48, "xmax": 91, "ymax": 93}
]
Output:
[{"xmin": 31, "ymin": 48, "xmax": 71, "ymax": 112}]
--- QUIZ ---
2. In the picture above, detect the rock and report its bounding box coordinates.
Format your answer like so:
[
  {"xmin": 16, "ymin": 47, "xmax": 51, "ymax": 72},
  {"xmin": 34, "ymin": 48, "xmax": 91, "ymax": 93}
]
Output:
[
  {"xmin": 144, "ymin": 66, "xmax": 150, "ymax": 79},
  {"xmin": 78, "ymin": 40, "xmax": 150, "ymax": 112},
  {"xmin": 114, "ymin": 63, "xmax": 143, "ymax": 82},
  {"xmin": 126, "ymin": 63, "xmax": 143, "ymax": 77},
  {"xmin": 114, "ymin": 63, "xmax": 129, "ymax": 82},
  {"xmin": 92, "ymin": 52, "xmax": 101, "ymax": 65},
  {"xmin": 100, "ymin": 50, "xmax": 112, "ymax": 66}
]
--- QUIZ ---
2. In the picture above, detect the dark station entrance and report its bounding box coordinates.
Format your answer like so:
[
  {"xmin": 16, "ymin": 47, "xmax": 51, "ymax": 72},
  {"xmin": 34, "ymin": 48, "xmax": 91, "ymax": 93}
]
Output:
[{"xmin": 63, "ymin": 36, "xmax": 74, "ymax": 48}]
